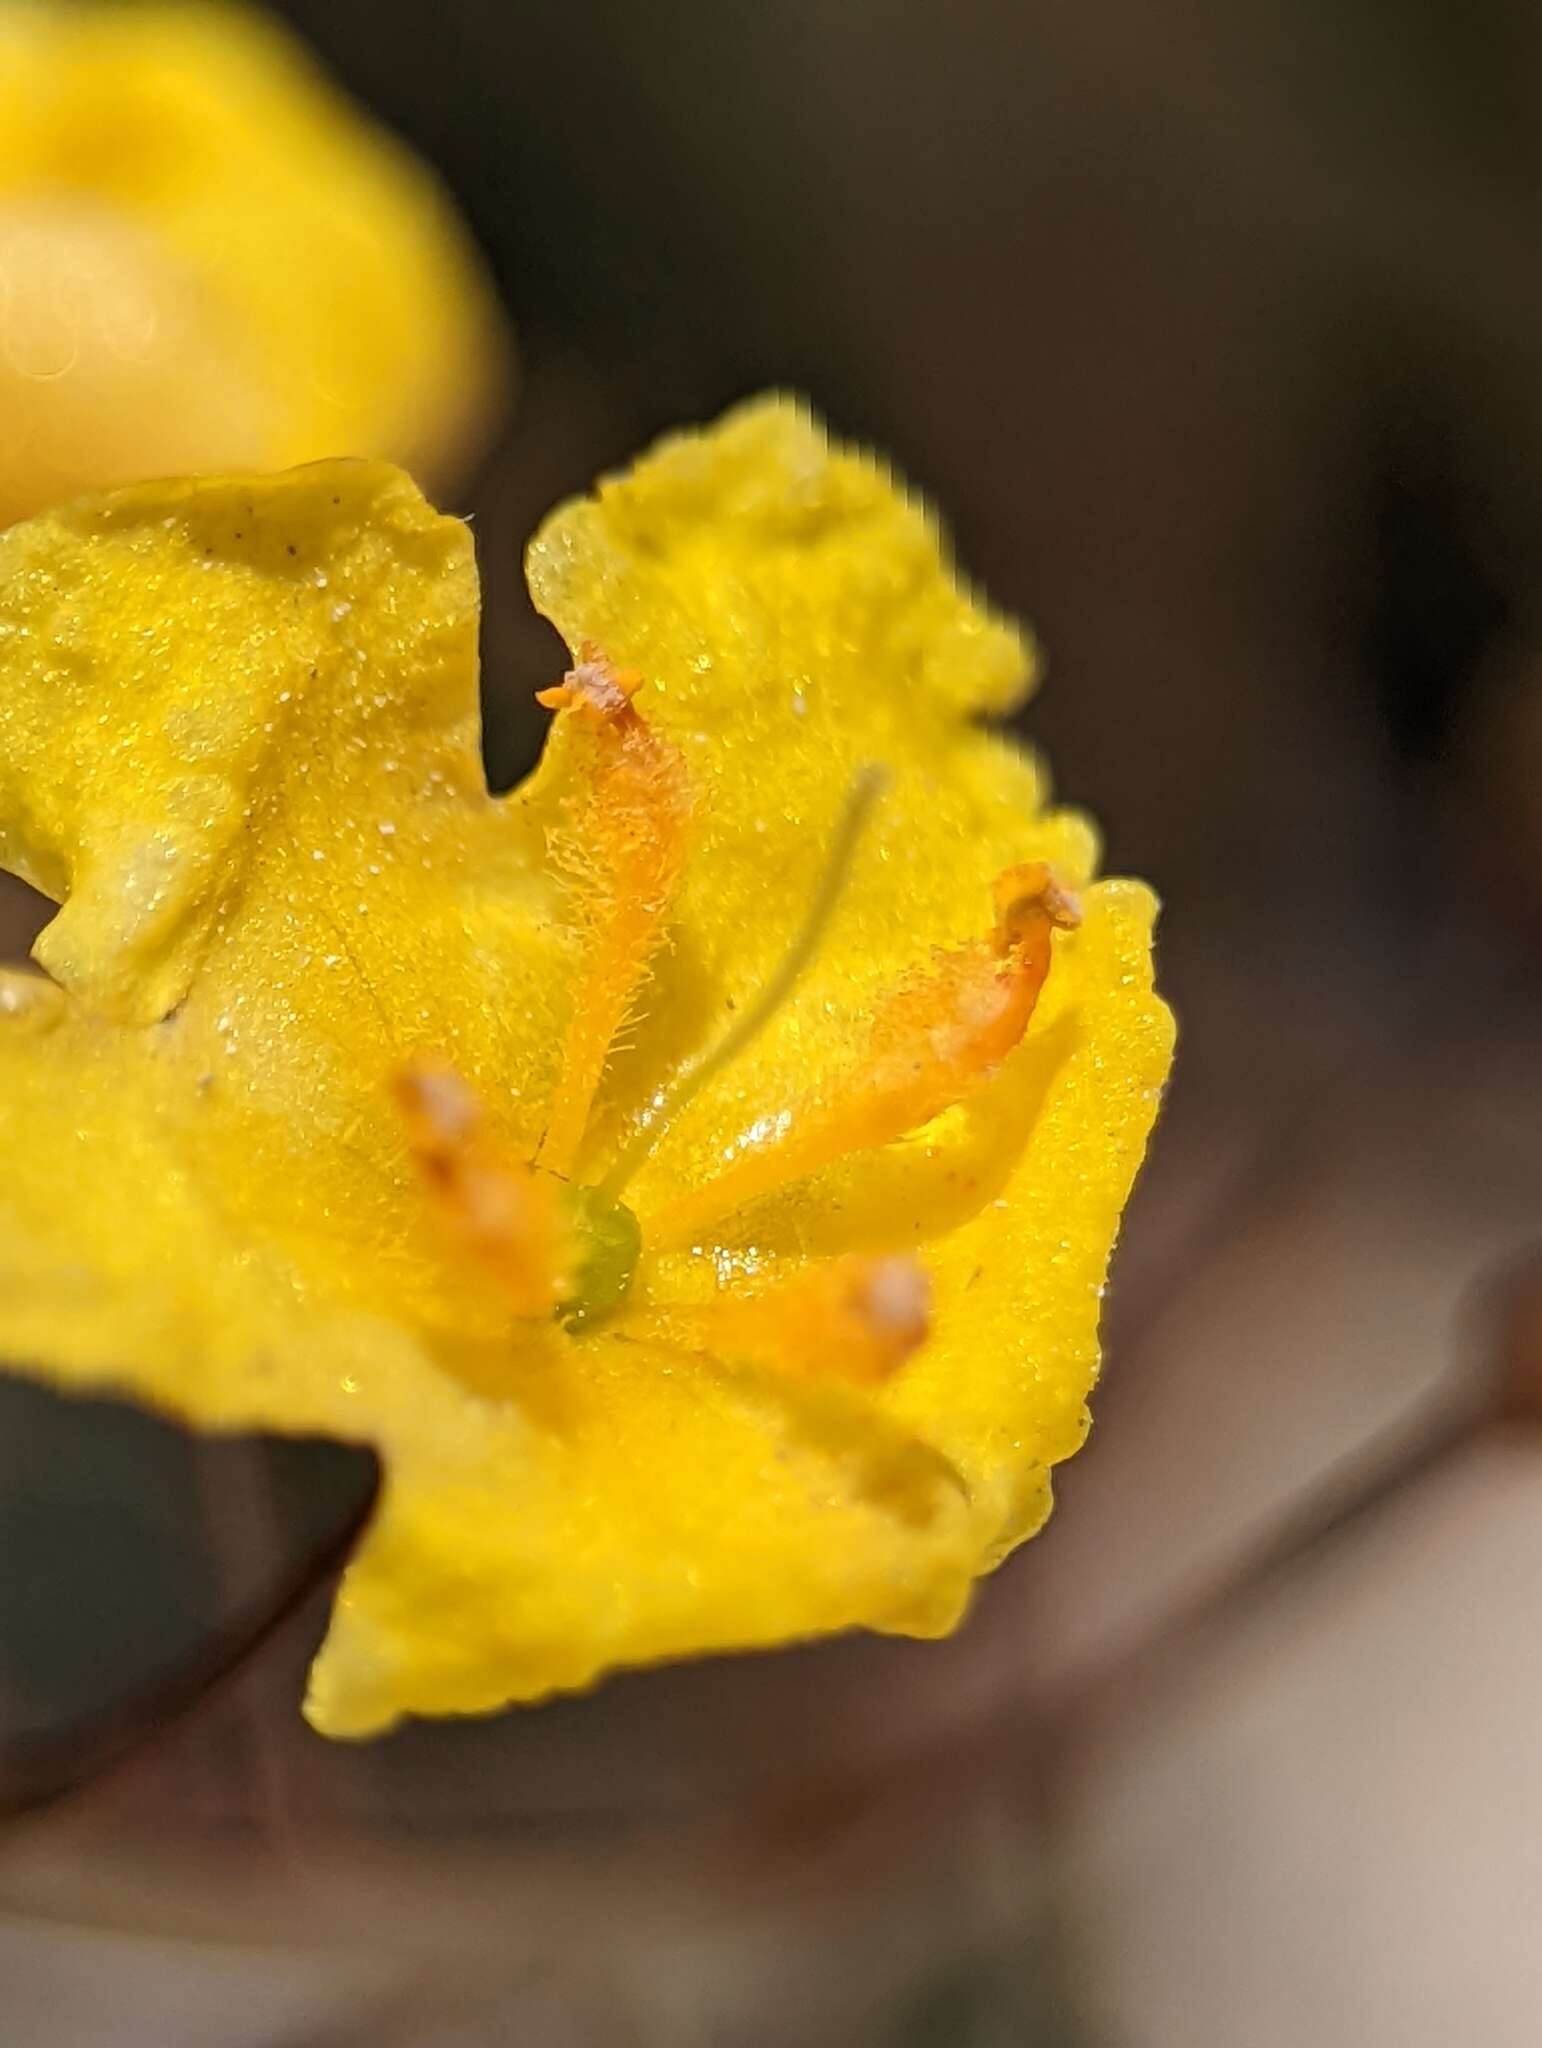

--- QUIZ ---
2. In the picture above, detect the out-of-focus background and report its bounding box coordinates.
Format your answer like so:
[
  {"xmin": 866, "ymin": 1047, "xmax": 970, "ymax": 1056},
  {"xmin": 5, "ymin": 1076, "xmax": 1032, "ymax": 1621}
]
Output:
[{"xmin": 3, "ymin": 2, "xmax": 1542, "ymax": 2042}]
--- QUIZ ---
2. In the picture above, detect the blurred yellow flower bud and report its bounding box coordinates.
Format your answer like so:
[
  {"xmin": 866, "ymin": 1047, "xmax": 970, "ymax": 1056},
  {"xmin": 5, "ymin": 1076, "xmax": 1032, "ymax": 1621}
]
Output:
[{"xmin": 0, "ymin": 2, "xmax": 508, "ymax": 525}]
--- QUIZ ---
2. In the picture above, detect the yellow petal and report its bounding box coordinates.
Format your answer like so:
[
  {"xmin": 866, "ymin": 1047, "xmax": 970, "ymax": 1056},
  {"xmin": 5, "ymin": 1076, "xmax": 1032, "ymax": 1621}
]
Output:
[
  {"xmin": 307, "ymin": 1335, "xmax": 977, "ymax": 1736},
  {"xmin": 0, "ymin": 2, "xmax": 505, "ymax": 521}
]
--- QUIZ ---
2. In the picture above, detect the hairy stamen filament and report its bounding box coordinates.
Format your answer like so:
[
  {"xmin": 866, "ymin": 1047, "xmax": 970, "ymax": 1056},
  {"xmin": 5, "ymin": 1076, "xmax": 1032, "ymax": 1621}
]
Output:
[{"xmin": 533, "ymin": 645, "xmax": 691, "ymax": 1180}]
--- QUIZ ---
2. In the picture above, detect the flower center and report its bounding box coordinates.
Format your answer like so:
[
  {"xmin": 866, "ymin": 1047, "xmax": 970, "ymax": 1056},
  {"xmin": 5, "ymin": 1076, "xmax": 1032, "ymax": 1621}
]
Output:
[
  {"xmin": 594, "ymin": 762, "xmax": 888, "ymax": 1206},
  {"xmin": 392, "ymin": 647, "xmax": 1079, "ymax": 1374}
]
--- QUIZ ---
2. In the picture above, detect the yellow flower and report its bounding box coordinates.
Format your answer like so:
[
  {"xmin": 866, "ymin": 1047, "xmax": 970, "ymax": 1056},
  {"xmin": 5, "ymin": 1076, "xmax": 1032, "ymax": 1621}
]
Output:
[
  {"xmin": 0, "ymin": 1, "xmax": 505, "ymax": 527},
  {"xmin": 0, "ymin": 397, "xmax": 1172, "ymax": 1736}
]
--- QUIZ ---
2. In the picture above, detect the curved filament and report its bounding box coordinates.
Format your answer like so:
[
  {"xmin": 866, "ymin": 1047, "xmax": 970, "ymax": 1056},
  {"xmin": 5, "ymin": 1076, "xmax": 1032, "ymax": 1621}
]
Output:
[{"xmin": 599, "ymin": 765, "xmax": 887, "ymax": 1202}]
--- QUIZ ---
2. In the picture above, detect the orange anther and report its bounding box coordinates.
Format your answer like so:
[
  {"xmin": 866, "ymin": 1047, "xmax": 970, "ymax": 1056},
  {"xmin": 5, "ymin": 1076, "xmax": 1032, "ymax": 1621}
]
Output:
[
  {"xmin": 655, "ymin": 1254, "xmax": 933, "ymax": 1388},
  {"xmin": 535, "ymin": 641, "xmax": 644, "ymax": 722},
  {"xmin": 393, "ymin": 1056, "xmax": 567, "ymax": 1319},
  {"xmin": 992, "ymin": 861, "xmax": 1081, "ymax": 947}
]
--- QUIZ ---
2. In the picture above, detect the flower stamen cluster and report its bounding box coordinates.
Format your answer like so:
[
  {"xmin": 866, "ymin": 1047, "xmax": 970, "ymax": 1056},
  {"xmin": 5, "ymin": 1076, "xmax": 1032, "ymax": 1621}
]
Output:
[{"xmin": 394, "ymin": 647, "xmax": 1081, "ymax": 1385}]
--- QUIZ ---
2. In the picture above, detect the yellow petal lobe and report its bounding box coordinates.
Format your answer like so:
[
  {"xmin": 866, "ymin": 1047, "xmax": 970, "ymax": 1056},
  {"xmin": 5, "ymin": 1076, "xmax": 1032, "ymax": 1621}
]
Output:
[{"xmin": 0, "ymin": 460, "xmax": 485, "ymax": 1025}]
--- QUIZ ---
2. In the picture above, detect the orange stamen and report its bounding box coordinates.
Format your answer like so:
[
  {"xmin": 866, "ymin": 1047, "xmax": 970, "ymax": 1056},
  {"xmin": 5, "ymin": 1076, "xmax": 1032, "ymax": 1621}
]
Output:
[
  {"xmin": 534, "ymin": 644, "xmax": 692, "ymax": 1179},
  {"xmin": 393, "ymin": 1056, "xmax": 567, "ymax": 1318},
  {"xmin": 652, "ymin": 861, "xmax": 1079, "ymax": 1245},
  {"xmin": 644, "ymin": 1253, "xmax": 932, "ymax": 1388}
]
